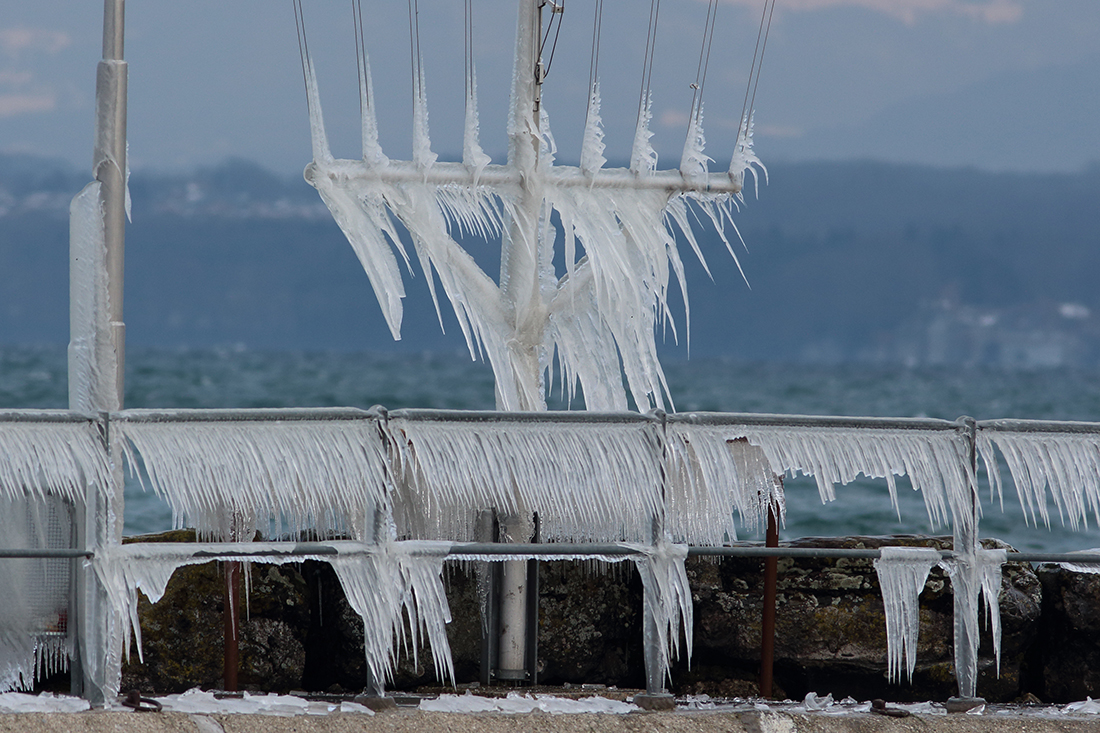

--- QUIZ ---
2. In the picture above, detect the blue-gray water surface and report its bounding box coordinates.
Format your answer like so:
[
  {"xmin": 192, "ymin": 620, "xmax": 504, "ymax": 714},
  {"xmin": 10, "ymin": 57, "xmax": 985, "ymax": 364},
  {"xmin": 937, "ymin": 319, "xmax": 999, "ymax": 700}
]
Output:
[{"xmin": 4, "ymin": 344, "xmax": 1100, "ymax": 553}]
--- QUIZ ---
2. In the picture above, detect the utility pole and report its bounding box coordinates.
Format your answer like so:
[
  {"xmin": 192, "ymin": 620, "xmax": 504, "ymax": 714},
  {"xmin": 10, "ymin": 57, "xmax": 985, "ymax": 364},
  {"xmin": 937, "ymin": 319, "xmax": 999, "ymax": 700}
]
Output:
[{"xmin": 69, "ymin": 0, "xmax": 127, "ymax": 704}]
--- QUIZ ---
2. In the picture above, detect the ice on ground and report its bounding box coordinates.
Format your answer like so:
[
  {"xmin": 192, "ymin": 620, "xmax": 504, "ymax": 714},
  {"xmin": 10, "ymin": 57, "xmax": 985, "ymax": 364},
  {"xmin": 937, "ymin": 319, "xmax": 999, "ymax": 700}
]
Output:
[
  {"xmin": 157, "ymin": 688, "xmax": 366, "ymax": 716},
  {"xmin": 419, "ymin": 691, "xmax": 637, "ymax": 714},
  {"xmin": 0, "ymin": 691, "xmax": 89, "ymax": 713}
]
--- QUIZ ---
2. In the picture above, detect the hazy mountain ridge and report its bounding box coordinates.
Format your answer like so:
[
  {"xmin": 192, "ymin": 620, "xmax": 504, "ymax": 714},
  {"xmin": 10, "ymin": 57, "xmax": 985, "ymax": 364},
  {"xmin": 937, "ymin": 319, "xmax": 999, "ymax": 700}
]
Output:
[{"xmin": 1, "ymin": 154, "xmax": 1098, "ymax": 366}]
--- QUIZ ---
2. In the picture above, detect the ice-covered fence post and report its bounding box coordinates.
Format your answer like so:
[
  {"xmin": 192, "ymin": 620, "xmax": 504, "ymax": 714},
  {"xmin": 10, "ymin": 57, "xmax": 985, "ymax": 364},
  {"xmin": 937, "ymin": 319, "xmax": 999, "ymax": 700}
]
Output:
[
  {"xmin": 634, "ymin": 409, "xmax": 677, "ymax": 710},
  {"xmin": 947, "ymin": 416, "xmax": 983, "ymax": 707},
  {"xmin": 68, "ymin": 0, "xmax": 128, "ymax": 705}
]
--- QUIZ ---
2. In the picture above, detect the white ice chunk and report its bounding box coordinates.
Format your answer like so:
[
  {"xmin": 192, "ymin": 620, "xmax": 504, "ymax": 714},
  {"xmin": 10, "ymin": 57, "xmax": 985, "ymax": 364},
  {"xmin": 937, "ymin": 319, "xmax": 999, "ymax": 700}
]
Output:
[
  {"xmin": 874, "ymin": 546, "xmax": 941, "ymax": 683},
  {"xmin": 679, "ymin": 104, "xmax": 711, "ymax": 183},
  {"xmin": 420, "ymin": 691, "xmax": 638, "ymax": 714}
]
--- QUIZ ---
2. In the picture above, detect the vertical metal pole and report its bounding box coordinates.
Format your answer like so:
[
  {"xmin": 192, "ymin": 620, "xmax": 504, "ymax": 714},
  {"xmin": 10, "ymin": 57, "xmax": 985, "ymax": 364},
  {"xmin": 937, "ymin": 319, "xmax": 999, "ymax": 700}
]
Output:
[
  {"xmin": 759, "ymin": 497, "xmax": 779, "ymax": 697},
  {"xmin": 493, "ymin": 0, "xmax": 545, "ymax": 684},
  {"xmin": 99, "ymin": 0, "xmax": 127, "ymax": 409},
  {"xmin": 70, "ymin": 0, "xmax": 127, "ymax": 705},
  {"xmin": 948, "ymin": 417, "xmax": 984, "ymax": 708}
]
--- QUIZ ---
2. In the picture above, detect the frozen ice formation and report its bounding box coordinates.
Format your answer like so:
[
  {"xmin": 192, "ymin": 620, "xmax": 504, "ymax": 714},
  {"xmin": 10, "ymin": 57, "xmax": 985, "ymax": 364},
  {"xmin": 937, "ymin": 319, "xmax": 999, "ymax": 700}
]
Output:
[{"xmin": 874, "ymin": 546, "xmax": 941, "ymax": 683}]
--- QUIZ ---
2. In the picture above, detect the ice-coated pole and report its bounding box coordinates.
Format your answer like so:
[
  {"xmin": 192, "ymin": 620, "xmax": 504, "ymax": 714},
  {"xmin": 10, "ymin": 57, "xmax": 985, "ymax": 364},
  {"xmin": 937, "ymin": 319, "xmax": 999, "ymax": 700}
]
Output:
[
  {"xmin": 71, "ymin": 0, "xmax": 127, "ymax": 705},
  {"xmin": 98, "ymin": 0, "xmax": 127, "ymax": 408}
]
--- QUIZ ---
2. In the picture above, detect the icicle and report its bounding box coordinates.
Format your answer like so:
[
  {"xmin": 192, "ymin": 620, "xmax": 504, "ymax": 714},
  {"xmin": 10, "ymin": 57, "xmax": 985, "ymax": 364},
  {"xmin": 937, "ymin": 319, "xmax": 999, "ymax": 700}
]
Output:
[
  {"xmin": 981, "ymin": 428, "xmax": 1100, "ymax": 531},
  {"xmin": 462, "ymin": 65, "xmax": 491, "ymax": 181},
  {"xmin": 874, "ymin": 546, "xmax": 940, "ymax": 683},
  {"xmin": 0, "ymin": 419, "xmax": 110, "ymax": 505},
  {"xmin": 386, "ymin": 414, "xmax": 664, "ymax": 543},
  {"xmin": 729, "ymin": 112, "xmax": 767, "ymax": 199},
  {"xmin": 632, "ymin": 541, "xmax": 692, "ymax": 687},
  {"xmin": 358, "ymin": 45, "xmax": 387, "ymax": 168},
  {"xmin": 412, "ymin": 63, "xmax": 437, "ymax": 172},
  {"xmin": 311, "ymin": 173, "xmax": 408, "ymax": 340},
  {"xmin": 302, "ymin": 52, "xmax": 332, "ymax": 164},
  {"xmin": 679, "ymin": 104, "xmax": 711, "ymax": 183},
  {"xmin": 629, "ymin": 91, "xmax": 658, "ymax": 175},
  {"xmin": 939, "ymin": 548, "xmax": 1006, "ymax": 697},
  {"xmin": 579, "ymin": 81, "xmax": 606, "ymax": 178},
  {"xmin": 328, "ymin": 542, "xmax": 455, "ymax": 685},
  {"xmin": 116, "ymin": 413, "xmax": 389, "ymax": 539}
]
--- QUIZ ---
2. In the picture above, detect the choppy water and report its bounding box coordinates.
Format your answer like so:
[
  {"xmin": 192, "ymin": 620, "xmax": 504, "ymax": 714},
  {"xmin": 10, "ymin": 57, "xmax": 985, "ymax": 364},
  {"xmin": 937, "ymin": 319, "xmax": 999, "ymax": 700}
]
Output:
[{"xmin": 4, "ymin": 344, "xmax": 1100, "ymax": 552}]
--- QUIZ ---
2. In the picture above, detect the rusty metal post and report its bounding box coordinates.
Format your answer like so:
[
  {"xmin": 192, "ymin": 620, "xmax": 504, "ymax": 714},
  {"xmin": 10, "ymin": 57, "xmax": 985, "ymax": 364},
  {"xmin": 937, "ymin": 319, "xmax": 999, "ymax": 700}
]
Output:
[
  {"xmin": 759, "ymin": 498, "xmax": 779, "ymax": 698},
  {"xmin": 223, "ymin": 561, "xmax": 240, "ymax": 691}
]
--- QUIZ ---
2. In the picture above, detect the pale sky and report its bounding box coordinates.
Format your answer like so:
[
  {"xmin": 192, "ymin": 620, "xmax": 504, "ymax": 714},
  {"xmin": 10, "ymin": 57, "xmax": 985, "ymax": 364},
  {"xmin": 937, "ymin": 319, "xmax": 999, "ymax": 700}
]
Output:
[{"xmin": 1, "ymin": 0, "xmax": 1098, "ymax": 177}]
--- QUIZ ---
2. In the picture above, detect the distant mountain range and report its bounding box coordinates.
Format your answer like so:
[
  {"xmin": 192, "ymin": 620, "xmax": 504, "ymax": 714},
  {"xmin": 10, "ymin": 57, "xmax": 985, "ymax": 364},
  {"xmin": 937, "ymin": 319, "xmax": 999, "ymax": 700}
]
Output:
[{"xmin": 2, "ymin": 154, "xmax": 1099, "ymax": 367}]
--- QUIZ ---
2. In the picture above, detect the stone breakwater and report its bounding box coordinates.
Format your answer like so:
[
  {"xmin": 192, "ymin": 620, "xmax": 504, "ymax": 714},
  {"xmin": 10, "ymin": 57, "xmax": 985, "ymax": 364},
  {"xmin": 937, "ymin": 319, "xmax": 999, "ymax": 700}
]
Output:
[{"xmin": 108, "ymin": 532, "xmax": 1099, "ymax": 704}]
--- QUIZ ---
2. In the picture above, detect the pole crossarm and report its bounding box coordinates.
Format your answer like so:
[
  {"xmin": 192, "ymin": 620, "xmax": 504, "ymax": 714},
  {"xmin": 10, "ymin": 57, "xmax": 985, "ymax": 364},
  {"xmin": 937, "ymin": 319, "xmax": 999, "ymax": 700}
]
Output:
[{"xmin": 305, "ymin": 159, "xmax": 744, "ymax": 196}]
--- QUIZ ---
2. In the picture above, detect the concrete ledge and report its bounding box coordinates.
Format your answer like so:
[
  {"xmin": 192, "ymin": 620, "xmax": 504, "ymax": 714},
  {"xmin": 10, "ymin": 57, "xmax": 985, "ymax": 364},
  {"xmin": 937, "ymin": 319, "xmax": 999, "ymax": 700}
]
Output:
[{"xmin": 2, "ymin": 710, "xmax": 1100, "ymax": 733}]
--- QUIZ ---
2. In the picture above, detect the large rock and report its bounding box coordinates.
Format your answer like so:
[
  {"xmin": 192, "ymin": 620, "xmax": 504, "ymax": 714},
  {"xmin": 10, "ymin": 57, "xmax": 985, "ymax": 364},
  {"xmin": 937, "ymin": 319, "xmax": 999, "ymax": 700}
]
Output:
[
  {"xmin": 1034, "ymin": 563, "xmax": 1100, "ymax": 702},
  {"xmin": 120, "ymin": 530, "xmax": 309, "ymax": 694}
]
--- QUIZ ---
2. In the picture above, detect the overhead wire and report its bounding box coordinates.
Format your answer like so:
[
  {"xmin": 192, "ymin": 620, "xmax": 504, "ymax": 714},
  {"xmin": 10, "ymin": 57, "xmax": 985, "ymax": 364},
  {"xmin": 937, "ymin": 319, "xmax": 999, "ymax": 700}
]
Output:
[
  {"xmin": 636, "ymin": 0, "xmax": 661, "ymax": 123},
  {"xmin": 584, "ymin": 0, "xmax": 604, "ymax": 128},
  {"xmin": 737, "ymin": 0, "xmax": 777, "ymax": 153},
  {"xmin": 539, "ymin": 1, "xmax": 565, "ymax": 82}
]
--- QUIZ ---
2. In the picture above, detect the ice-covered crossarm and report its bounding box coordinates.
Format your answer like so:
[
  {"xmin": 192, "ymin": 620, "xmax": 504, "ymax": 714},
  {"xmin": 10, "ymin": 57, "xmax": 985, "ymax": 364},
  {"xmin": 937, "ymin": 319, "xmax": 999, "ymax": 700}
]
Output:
[{"xmin": 299, "ymin": 24, "xmax": 758, "ymax": 412}]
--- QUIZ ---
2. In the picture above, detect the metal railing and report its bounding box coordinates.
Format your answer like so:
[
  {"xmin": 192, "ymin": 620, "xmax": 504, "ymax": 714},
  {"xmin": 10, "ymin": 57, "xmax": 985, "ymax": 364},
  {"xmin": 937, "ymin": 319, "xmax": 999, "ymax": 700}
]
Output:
[{"xmin": 4, "ymin": 407, "xmax": 1100, "ymax": 704}]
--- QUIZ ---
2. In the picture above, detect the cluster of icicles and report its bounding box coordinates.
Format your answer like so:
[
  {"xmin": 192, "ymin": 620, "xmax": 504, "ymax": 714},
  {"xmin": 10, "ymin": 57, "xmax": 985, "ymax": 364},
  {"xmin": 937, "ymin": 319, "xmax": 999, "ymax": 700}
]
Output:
[{"xmin": 5, "ymin": 410, "xmax": 1100, "ymax": 693}]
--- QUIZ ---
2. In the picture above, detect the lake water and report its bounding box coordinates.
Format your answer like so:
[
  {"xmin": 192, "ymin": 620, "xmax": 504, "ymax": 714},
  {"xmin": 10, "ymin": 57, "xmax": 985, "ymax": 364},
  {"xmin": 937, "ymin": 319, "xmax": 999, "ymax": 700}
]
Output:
[{"xmin": 4, "ymin": 343, "xmax": 1100, "ymax": 553}]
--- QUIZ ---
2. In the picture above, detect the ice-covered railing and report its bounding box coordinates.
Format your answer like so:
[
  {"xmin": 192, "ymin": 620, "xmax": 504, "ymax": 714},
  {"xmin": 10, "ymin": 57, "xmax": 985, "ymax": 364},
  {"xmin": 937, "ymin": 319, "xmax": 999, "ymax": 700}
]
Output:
[
  {"xmin": 114, "ymin": 408, "xmax": 388, "ymax": 540},
  {"xmin": 9, "ymin": 408, "xmax": 1100, "ymax": 700},
  {"xmin": 0, "ymin": 411, "xmax": 109, "ymax": 691}
]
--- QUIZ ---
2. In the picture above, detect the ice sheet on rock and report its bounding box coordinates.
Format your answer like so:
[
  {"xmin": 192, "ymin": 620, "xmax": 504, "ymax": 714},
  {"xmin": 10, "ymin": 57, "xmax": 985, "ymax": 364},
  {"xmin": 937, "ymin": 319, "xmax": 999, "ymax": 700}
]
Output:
[
  {"xmin": 939, "ymin": 548, "xmax": 1006, "ymax": 697},
  {"xmin": 328, "ymin": 542, "xmax": 454, "ymax": 686},
  {"xmin": 664, "ymin": 425, "xmax": 782, "ymax": 542},
  {"xmin": 632, "ymin": 541, "xmax": 692, "ymax": 685},
  {"xmin": 980, "ymin": 428, "xmax": 1100, "ymax": 531},
  {"xmin": 385, "ymin": 415, "xmax": 663, "ymax": 543},
  {"xmin": 115, "ymin": 413, "xmax": 389, "ymax": 539},
  {"xmin": 420, "ymin": 691, "xmax": 638, "ymax": 714},
  {"xmin": 874, "ymin": 546, "xmax": 941, "ymax": 683},
  {"xmin": 1056, "ymin": 548, "xmax": 1100, "ymax": 574}
]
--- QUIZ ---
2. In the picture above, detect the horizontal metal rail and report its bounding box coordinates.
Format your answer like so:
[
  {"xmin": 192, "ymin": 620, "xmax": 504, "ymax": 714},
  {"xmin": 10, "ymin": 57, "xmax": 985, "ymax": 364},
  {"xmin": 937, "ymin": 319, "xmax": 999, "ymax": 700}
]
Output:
[
  {"xmin": 981, "ymin": 418, "xmax": 1100, "ymax": 434},
  {"xmin": 42, "ymin": 541, "xmax": 1093, "ymax": 567},
  {"xmin": 0, "ymin": 548, "xmax": 94, "ymax": 559},
  {"xmin": 113, "ymin": 407, "xmax": 376, "ymax": 423},
  {"xmin": 0, "ymin": 409, "xmax": 99, "ymax": 423}
]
